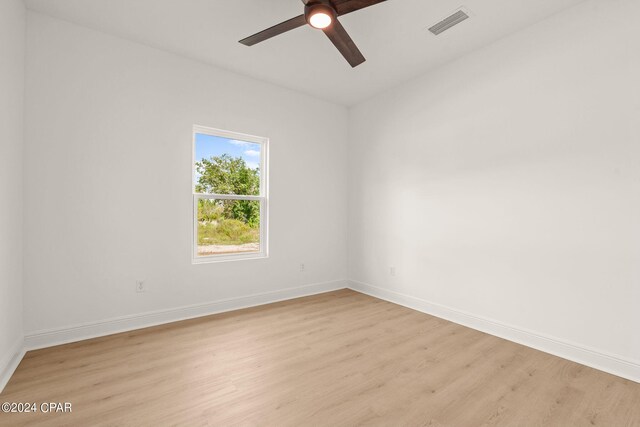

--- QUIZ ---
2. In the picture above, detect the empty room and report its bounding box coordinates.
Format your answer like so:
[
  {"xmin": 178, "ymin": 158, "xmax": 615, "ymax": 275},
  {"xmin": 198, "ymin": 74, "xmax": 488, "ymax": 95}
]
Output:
[{"xmin": 1, "ymin": 0, "xmax": 639, "ymax": 425}]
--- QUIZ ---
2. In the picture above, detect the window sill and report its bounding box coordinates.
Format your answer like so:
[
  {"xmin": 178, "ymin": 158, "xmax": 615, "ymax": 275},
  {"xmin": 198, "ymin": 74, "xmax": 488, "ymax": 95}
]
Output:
[{"xmin": 192, "ymin": 252, "xmax": 268, "ymax": 265}]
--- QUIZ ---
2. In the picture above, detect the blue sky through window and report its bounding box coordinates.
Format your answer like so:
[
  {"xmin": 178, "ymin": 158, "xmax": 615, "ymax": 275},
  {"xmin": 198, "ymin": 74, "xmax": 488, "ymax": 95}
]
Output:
[{"xmin": 195, "ymin": 133, "xmax": 261, "ymax": 172}]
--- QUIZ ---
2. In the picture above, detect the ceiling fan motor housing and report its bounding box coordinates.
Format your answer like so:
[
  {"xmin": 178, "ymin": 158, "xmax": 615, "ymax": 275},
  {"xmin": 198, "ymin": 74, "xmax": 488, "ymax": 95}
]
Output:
[{"xmin": 305, "ymin": 1, "xmax": 337, "ymax": 28}]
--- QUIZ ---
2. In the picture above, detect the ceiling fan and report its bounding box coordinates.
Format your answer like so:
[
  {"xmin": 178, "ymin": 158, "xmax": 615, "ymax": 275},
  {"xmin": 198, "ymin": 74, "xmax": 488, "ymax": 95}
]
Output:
[{"xmin": 239, "ymin": 0, "xmax": 387, "ymax": 68}]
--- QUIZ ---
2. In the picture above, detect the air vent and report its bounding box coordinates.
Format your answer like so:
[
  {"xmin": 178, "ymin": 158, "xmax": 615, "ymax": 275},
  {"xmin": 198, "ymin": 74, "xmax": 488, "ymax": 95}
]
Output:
[{"xmin": 429, "ymin": 9, "xmax": 470, "ymax": 35}]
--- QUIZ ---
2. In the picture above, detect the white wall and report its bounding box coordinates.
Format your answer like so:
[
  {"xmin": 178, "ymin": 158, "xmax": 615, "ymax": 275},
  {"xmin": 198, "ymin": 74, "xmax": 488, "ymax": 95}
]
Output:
[
  {"xmin": 0, "ymin": 0, "xmax": 26, "ymax": 384},
  {"xmin": 23, "ymin": 12, "xmax": 348, "ymax": 336},
  {"xmin": 349, "ymin": 0, "xmax": 640, "ymax": 371}
]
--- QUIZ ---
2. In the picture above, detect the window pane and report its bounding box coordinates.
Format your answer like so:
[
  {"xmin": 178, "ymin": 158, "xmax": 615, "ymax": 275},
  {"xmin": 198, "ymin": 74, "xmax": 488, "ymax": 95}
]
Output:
[
  {"xmin": 197, "ymin": 198, "xmax": 260, "ymax": 256},
  {"xmin": 194, "ymin": 133, "xmax": 261, "ymax": 196}
]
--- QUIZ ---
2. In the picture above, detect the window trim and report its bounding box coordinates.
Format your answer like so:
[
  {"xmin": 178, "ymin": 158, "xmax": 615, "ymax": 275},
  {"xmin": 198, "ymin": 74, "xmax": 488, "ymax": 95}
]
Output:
[{"xmin": 192, "ymin": 125, "xmax": 269, "ymax": 264}]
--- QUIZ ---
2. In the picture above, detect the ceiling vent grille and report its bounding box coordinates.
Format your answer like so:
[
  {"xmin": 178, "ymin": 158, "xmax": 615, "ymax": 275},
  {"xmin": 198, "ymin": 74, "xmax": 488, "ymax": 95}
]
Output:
[{"xmin": 429, "ymin": 9, "xmax": 470, "ymax": 35}]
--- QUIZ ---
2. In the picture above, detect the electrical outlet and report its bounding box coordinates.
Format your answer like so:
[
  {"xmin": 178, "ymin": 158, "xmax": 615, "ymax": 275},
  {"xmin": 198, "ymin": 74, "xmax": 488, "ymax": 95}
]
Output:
[
  {"xmin": 300, "ymin": 263, "xmax": 305, "ymax": 272},
  {"xmin": 136, "ymin": 280, "xmax": 146, "ymax": 293},
  {"xmin": 390, "ymin": 267, "xmax": 396, "ymax": 277}
]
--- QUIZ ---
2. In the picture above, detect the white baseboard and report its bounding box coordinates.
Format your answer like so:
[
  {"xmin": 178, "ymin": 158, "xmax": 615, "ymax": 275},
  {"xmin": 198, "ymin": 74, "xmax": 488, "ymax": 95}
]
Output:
[
  {"xmin": 0, "ymin": 337, "xmax": 26, "ymax": 394},
  {"xmin": 24, "ymin": 280, "xmax": 347, "ymax": 351},
  {"xmin": 348, "ymin": 280, "xmax": 640, "ymax": 384},
  {"xmin": 14, "ymin": 279, "xmax": 639, "ymax": 388}
]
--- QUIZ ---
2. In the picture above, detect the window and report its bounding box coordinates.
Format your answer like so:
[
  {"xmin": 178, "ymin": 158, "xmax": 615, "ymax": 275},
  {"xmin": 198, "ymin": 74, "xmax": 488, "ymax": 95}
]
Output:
[{"xmin": 192, "ymin": 126, "xmax": 268, "ymax": 263}]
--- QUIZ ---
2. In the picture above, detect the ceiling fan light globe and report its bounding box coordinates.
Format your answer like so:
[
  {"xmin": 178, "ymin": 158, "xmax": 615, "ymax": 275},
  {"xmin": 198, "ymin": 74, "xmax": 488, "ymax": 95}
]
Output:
[
  {"xmin": 309, "ymin": 12, "xmax": 332, "ymax": 29},
  {"xmin": 305, "ymin": 3, "xmax": 336, "ymax": 30}
]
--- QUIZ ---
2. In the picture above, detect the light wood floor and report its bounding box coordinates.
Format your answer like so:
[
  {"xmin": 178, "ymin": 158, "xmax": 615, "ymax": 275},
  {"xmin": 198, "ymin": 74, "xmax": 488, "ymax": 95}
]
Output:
[{"xmin": 1, "ymin": 289, "xmax": 639, "ymax": 426}]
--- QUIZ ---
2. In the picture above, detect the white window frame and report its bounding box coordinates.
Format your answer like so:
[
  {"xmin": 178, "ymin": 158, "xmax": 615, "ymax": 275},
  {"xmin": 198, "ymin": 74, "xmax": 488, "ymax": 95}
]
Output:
[{"xmin": 192, "ymin": 125, "xmax": 269, "ymax": 264}]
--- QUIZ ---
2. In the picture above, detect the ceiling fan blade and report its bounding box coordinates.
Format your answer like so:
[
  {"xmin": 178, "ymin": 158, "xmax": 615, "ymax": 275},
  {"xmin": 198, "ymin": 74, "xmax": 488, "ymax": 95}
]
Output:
[
  {"xmin": 239, "ymin": 14, "xmax": 307, "ymax": 46},
  {"xmin": 323, "ymin": 18, "xmax": 365, "ymax": 67},
  {"xmin": 331, "ymin": 0, "xmax": 387, "ymax": 16}
]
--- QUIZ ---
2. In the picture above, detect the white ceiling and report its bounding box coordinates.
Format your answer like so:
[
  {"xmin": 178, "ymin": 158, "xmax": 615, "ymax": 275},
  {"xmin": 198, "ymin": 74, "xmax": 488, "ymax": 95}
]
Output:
[{"xmin": 25, "ymin": 0, "xmax": 586, "ymax": 106}]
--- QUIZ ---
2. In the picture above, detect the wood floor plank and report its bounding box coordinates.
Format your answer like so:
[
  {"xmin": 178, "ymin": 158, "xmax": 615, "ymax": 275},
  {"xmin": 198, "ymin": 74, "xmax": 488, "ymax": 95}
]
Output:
[{"xmin": 1, "ymin": 289, "xmax": 638, "ymax": 426}]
